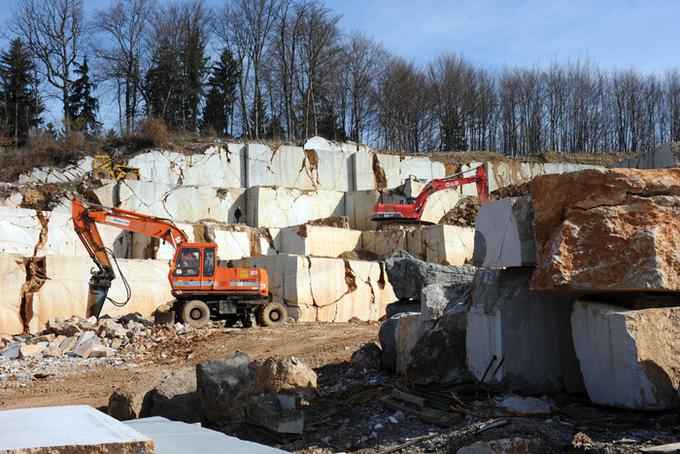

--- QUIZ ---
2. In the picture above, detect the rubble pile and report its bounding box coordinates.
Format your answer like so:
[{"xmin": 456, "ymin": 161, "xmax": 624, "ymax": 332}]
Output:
[
  {"xmin": 0, "ymin": 314, "xmax": 211, "ymax": 377},
  {"xmin": 439, "ymin": 196, "xmax": 480, "ymax": 227}
]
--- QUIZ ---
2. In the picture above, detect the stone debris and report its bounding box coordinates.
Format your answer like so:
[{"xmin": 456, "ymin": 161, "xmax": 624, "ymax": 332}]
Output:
[
  {"xmin": 456, "ymin": 437, "xmax": 546, "ymax": 453},
  {"xmin": 440, "ymin": 196, "xmax": 480, "ymax": 227}
]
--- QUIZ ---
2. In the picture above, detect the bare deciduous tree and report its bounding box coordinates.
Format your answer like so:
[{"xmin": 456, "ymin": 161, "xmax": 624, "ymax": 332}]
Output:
[
  {"xmin": 11, "ymin": 0, "xmax": 84, "ymax": 132},
  {"xmin": 93, "ymin": 0, "xmax": 153, "ymax": 135}
]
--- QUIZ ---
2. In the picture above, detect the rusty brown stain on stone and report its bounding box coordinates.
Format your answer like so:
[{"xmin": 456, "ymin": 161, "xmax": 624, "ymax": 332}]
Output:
[
  {"xmin": 530, "ymin": 168, "xmax": 680, "ymax": 292},
  {"xmin": 372, "ymin": 154, "xmax": 387, "ymax": 189},
  {"xmin": 343, "ymin": 259, "xmax": 358, "ymax": 293}
]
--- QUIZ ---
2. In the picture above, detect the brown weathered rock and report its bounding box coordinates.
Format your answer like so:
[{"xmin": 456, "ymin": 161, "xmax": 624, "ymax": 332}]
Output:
[
  {"xmin": 250, "ymin": 356, "xmax": 317, "ymax": 398},
  {"xmin": 530, "ymin": 168, "xmax": 680, "ymax": 292}
]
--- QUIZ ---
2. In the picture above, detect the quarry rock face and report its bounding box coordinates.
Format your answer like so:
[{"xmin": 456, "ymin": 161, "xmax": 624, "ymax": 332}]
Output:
[
  {"xmin": 472, "ymin": 196, "xmax": 536, "ymax": 268},
  {"xmin": 235, "ymin": 255, "xmax": 396, "ymax": 323},
  {"xmin": 530, "ymin": 168, "xmax": 680, "ymax": 292},
  {"xmin": 572, "ymin": 301, "xmax": 680, "ymax": 410},
  {"xmin": 0, "ymin": 255, "xmax": 25, "ymax": 335},
  {"xmin": 466, "ymin": 268, "xmax": 584, "ymax": 393}
]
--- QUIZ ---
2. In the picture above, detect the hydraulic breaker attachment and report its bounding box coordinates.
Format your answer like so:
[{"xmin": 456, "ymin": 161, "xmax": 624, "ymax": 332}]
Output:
[{"xmin": 86, "ymin": 270, "xmax": 113, "ymax": 319}]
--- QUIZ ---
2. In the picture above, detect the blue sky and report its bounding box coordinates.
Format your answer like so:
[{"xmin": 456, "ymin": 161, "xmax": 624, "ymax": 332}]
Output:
[{"xmin": 1, "ymin": 0, "xmax": 679, "ymax": 127}]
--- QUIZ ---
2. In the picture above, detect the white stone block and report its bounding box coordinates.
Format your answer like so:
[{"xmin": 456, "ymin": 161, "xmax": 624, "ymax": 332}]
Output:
[
  {"xmin": 419, "ymin": 189, "xmax": 462, "ymax": 224},
  {"xmin": 0, "ymin": 405, "xmax": 153, "ymax": 453},
  {"xmin": 118, "ymin": 180, "xmax": 246, "ymax": 224},
  {"xmin": 246, "ymin": 144, "xmax": 315, "ymax": 189},
  {"xmin": 421, "ymin": 224, "xmax": 475, "ymax": 265},
  {"xmin": 246, "ymin": 187, "xmax": 344, "ymax": 228},
  {"xmin": 345, "ymin": 190, "xmax": 380, "ymax": 231},
  {"xmin": 235, "ymin": 255, "xmax": 396, "ymax": 323},
  {"xmin": 572, "ymin": 301, "xmax": 680, "ymax": 410},
  {"xmin": 127, "ymin": 149, "xmax": 187, "ymax": 186},
  {"xmin": 361, "ymin": 229, "xmax": 408, "ymax": 258},
  {"xmin": 0, "ymin": 206, "xmax": 43, "ymax": 255},
  {"xmin": 17, "ymin": 157, "xmax": 93, "ymax": 184},
  {"xmin": 279, "ymin": 225, "xmax": 361, "ymax": 258},
  {"xmin": 182, "ymin": 144, "xmax": 246, "ymax": 187},
  {"xmin": 472, "ymin": 197, "xmax": 536, "ymax": 267}
]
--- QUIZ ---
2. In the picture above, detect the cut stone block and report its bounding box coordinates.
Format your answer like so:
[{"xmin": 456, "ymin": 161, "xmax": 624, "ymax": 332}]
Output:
[
  {"xmin": 472, "ymin": 197, "xmax": 536, "ymax": 268},
  {"xmin": 530, "ymin": 168, "xmax": 680, "ymax": 292},
  {"xmin": 572, "ymin": 301, "xmax": 680, "ymax": 410},
  {"xmin": 0, "ymin": 206, "xmax": 43, "ymax": 255},
  {"xmin": 0, "ymin": 405, "xmax": 153, "ymax": 453},
  {"xmin": 610, "ymin": 143, "xmax": 676, "ymax": 169},
  {"xmin": 466, "ymin": 268, "xmax": 584, "ymax": 393},
  {"xmin": 0, "ymin": 254, "xmax": 25, "ymax": 335},
  {"xmin": 246, "ymin": 144, "xmax": 316, "ymax": 190},
  {"xmin": 27, "ymin": 256, "xmax": 173, "ymax": 334},
  {"xmin": 246, "ymin": 186, "xmax": 344, "ymax": 228},
  {"xmin": 278, "ymin": 225, "xmax": 362, "ymax": 258},
  {"xmin": 362, "ymin": 229, "xmax": 408, "ymax": 258},
  {"xmin": 420, "ymin": 224, "xmax": 475, "ymax": 265},
  {"xmin": 235, "ymin": 255, "xmax": 396, "ymax": 323},
  {"xmin": 118, "ymin": 180, "xmax": 246, "ymax": 225}
]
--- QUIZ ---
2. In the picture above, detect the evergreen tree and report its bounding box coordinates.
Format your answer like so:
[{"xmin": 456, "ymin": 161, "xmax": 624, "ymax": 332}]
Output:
[
  {"xmin": 68, "ymin": 56, "xmax": 101, "ymax": 134},
  {"xmin": 201, "ymin": 48, "xmax": 239, "ymax": 135},
  {"xmin": 0, "ymin": 38, "xmax": 43, "ymax": 146}
]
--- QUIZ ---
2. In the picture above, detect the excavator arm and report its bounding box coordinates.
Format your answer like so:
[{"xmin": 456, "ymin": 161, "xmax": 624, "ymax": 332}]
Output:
[
  {"xmin": 371, "ymin": 166, "xmax": 489, "ymax": 223},
  {"xmin": 71, "ymin": 199, "xmax": 189, "ymax": 318},
  {"xmin": 411, "ymin": 166, "xmax": 489, "ymax": 214}
]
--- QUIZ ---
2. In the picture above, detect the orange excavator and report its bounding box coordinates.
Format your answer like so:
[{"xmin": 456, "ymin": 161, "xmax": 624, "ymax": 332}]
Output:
[
  {"xmin": 71, "ymin": 199, "xmax": 287, "ymax": 328},
  {"xmin": 371, "ymin": 166, "xmax": 489, "ymax": 225}
]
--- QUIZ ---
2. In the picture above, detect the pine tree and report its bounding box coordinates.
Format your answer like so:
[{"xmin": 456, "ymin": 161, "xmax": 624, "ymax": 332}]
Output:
[
  {"xmin": 0, "ymin": 38, "xmax": 43, "ymax": 146},
  {"xmin": 68, "ymin": 56, "xmax": 101, "ymax": 135},
  {"xmin": 201, "ymin": 48, "xmax": 240, "ymax": 135}
]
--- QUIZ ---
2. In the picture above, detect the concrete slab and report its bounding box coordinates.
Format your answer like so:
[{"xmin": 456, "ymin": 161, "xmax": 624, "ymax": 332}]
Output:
[
  {"xmin": 466, "ymin": 268, "xmax": 584, "ymax": 393},
  {"xmin": 572, "ymin": 301, "xmax": 680, "ymax": 410},
  {"xmin": 0, "ymin": 405, "xmax": 153, "ymax": 453},
  {"xmin": 472, "ymin": 197, "xmax": 536, "ymax": 268}
]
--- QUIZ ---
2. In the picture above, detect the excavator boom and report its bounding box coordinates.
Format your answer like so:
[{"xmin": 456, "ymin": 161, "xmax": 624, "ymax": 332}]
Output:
[
  {"xmin": 72, "ymin": 199, "xmax": 190, "ymax": 318},
  {"xmin": 371, "ymin": 166, "xmax": 489, "ymax": 224}
]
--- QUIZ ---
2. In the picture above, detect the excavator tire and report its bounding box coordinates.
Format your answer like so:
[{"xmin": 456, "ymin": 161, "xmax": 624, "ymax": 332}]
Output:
[
  {"xmin": 257, "ymin": 302, "xmax": 287, "ymax": 327},
  {"xmin": 180, "ymin": 300, "xmax": 210, "ymax": 328}
]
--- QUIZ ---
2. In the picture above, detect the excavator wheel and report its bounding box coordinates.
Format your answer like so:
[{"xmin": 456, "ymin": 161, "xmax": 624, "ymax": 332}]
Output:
[
  {"xmin": 179, "ymin": 300, "xmax": 210, "ymax": 328},
  {"xmin": 257, "ymin": 302, "xmax": 287, "ymax": 327}
]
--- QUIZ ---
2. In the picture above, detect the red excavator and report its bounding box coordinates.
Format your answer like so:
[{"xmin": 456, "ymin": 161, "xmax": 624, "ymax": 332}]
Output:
[
  {"xmin": 371, "ymin": 166, "xmax": 489, "ymax": 224},
  {"xmin": 71, "ymin": 199, "xmax": 287, "ymax": 328}
]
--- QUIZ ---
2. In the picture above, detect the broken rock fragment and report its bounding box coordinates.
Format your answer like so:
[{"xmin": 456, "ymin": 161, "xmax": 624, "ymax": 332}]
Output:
[
  {"xmin": 384, "ymin": 250, "xmax": 476, "ymax": 301},
  {"xmin": 249, "ymin": 356, "xmax": 317, "ymax": 399},
  {"xmin": 530, "ymin": 168, "xmax": 680, "ymax": 292}
]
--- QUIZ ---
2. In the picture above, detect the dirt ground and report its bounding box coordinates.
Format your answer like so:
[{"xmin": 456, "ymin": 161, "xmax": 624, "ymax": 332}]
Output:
[
  {"xmin": 3, "ymin": 321, "xmax": 680, "ymax": 453},
  {"xmin": 0, "ymin": 322, "xmax": 377, "ymax": 412}
]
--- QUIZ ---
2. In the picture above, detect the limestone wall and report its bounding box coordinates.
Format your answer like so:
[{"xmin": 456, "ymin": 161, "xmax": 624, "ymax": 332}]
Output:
[
  {"xmin": 235, "ymin": 255, "xmax": 396, "ymax": 323},
  {"xmin": 247, "ymin": 187, "xmax": 345, "ymax": 228},
  {"xmin": 0, "ymin": 254, "xmax": 25, "ymax": 335},
  {"xmin": 277, "ymin": 225, "xmax": 362, "ymax": 258}
]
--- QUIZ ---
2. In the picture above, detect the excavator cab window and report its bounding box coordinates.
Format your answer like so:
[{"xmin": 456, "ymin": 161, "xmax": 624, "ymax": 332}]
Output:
[
  {"xmin": 204, "ymin": 249, "xmax": 215, "ymax": 277},
  {"xmin": 175, "ymin": 247, "xmax": 200, "ymax": 276}
]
